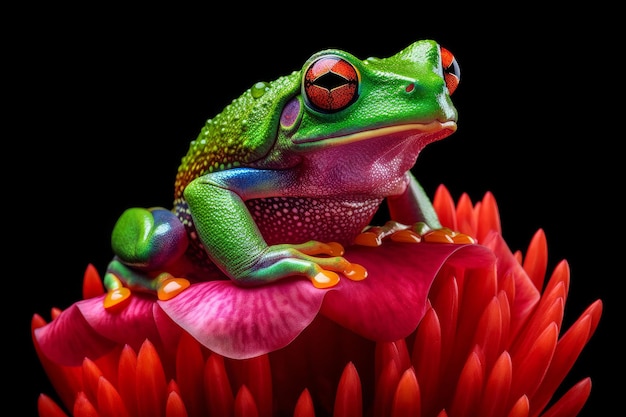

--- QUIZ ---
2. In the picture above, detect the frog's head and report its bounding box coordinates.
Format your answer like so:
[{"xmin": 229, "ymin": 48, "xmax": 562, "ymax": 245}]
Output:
[
  {"xmin": 179, "ymin": 40, "xmax": 459, "ymax": 192},
  {"xmin": 262, "ymin": 40, "xmax": 460, "ymax": 177},
  {"xmin": 289, "ymin": 39, "xmax": 458, "ymax": 141}
]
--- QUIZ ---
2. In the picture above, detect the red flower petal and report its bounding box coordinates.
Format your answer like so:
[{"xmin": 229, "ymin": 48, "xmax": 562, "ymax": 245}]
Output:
[
  {"xmin": 321, "ymin": 242, "xmax": 495, "ymax": 342},
  {"xmin": 480, "ymin": 231, "xmax": 541, "ymax": 337},
  {"xmin": 476, "ymin": 191, "xmax": 502, "ymax": 242},
  {"xmin": 72, "ymin": 392, "xmax": 99, "ymax": 417},
  {"xmin": 539, "ymin": 377, "xmax": 591, "ymax": 417},
  {"xmin": 522, "ymin": 229, "xmax": 548, "ymax": 291},
  {"xmin": 433, "ymin": 184, "xmax": 457, "ymax": 230},
  {"xmin": 449, "ymin": 347, "xmax": 484, "ymax": 416},
  {"xmin": 234, "ymin": 385, "xmax": 260, "ymax": 417},
  {"xmin": 374, "ymin": 358, "xmax": 401, "ymax": 417},
  {"xmin": 165, "ymin": 391, "xmax": 189, "ymax": 417},
  {"xmin": 203, "ymin": 353, "xmax": 234, "ymax": 417},
  {"xmin": 136, "ymin": 339, "xmax": 168, "ymax": 417},
  {"xmin": 117, "ymin": 346, "xmax": 138, "ymax": 417},
  {"xmin": 507, "ymin": 395, "xmax": 530, "ymax": 417},
  {"xmin": 96, "ymin": 376, "xmax": 130, "ymax": 417},
  {"xmin": 293, "ymin": 389, "xmax": 315, "ymax": 417},
  {"xmin": 37, "ymin": 393, "xmax": 70, "ymax": 417},
  {"xmin": 412, "ymin": 307, "xmax": 442, "ymax": 416},
  {"xmin": 391, "ymin": 368, "xmax": 420, "ymax": 417},
  {"xmin": 174, "ymin": 333, "xmax": 206, "ymax": 417},
  {"xmin": 227, "ymin": 354, "xmax": 273, "ymax": 417},
  {"xmin": 479, "ymin": 351, "xmax": 513, "ymax": 417},
  {"xmin": 334, "ymin": 362, "xmax": 363, "ymax": 417}
]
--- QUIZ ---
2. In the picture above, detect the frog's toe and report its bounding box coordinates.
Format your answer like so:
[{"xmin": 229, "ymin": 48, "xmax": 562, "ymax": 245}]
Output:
[
  {"xmin": 343, "ymin": 262, "xmax": 367, "ymax": 281},
  {"xmin": 104, "ymin": 287, "xmax": 132, "ymax": 312},
  {"xmin": 290, "ymin": 240, "xmax": 345, "ymax": 257},
  {"xmin": 422, "ymin": 227, "xmax": 476, "ymax": 244},
  {"xmin": 310, "ymin": 270, "xmax": 341, "ymax": 289},
  {"xmin": 157, "ymin": 276, "xmax": 191, "ymax": 301},
  {"xmin": 354, "ymin": 230, "xmax": 383, "ymax": 247},
  {"xmin": 354, "ymin": 221, "xmax": 412, "ymax": 247},
  {"xmin": 390, "ymin": 229, "xmax": 422, "ymax": 243},
  {"xmin": 451, "ymin": 232, "xmax": 476, "ymax": 244},
  {"xmin": 309, "ymin": 253, "xmax": 368, "ymax": 284}
]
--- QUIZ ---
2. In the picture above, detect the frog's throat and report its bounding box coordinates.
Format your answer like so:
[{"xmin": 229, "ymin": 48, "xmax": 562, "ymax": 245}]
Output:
[{"xmin": 292, "ymin": 121, "xmax": 457, "ymax": 148}]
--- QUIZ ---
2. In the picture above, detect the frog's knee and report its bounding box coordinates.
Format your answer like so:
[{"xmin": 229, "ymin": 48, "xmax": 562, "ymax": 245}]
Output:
[{"xmin": 111, "ymin": 207, "xmax": 188, "ymax": 269}]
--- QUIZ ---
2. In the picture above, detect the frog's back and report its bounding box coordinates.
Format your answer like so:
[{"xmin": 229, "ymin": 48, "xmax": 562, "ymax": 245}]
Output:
[
  {"xmin": 172, "ymin": 72, "xmax": 302, "ymax": 264},
  {"xmin": 173, "ymin": 72, "xmax": 302, "ymax": 202}
]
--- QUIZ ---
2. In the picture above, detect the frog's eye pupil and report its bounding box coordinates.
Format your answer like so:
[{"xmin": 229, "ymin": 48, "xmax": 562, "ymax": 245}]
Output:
[
  {"xmin": 303, "ymin": 55, "xmax": 360, "ymax": 112},
  {"xmin": 440, "ymin": 46, "xmax": 460, "ymax": 95}
]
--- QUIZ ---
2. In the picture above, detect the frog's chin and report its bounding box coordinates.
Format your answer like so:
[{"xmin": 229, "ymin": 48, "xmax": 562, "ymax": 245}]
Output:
[{"xmin": 291, "ymin": 120, "xmax": 457, "ymax": 149}]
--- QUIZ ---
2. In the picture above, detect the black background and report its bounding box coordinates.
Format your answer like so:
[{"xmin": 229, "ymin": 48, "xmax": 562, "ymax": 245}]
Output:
[{"xmin": 10, "ymin": 5, "xmax": 618, "ymax": 416}]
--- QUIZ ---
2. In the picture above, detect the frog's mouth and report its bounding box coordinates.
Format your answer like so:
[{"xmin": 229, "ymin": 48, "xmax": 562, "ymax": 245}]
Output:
[{"xmin": 292, "ymin": 120, "xmax": 457, "ymax": 149}]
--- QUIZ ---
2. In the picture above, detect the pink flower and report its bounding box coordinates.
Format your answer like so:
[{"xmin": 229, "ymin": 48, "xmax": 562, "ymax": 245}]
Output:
[{"xmin": 32, "ymin": 185, "xmax": 601, "ymax": 417}]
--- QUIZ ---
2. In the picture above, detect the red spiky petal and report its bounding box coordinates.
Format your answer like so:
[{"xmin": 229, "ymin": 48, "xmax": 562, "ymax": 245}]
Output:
[
  {"xmin": 234, "ymin": 385, "xmax": 259, "ymax": 417},
  {"xmin": 507, "ymin": 395, "xmax": 530, "ymax": 417},
  {"xmin": 539, "ymin": 378, "xmax": 591, "ymax": 417},
  {"xmin": 83, "ymin": 264, "xmax": 105, "ymax": 300},
  {"xmin": 72, "ymin": 392, "xmax": 99, "ymax": 417},
  {"xmin": 510, "ymin": 323, "xmax": 558, "ymax": 404},
  {"xmin": 175, "ymin": 332, "xmax": 205, "ymax": 417},
  {"xmin": 136, "ymin": 340, "xmax": 167, "ymax": 417},
  {"xmin": 334, "ymin": 362, "xmax": 362, "ymax": 417},
  {"xmin": 38, "ymin": 393, "xmax": 70, "ymax": 417},
  {"xmin": 96, "ymin": 377, "xmax": 129, "ymax": 417},
  {"xmin": 479, "ymin": 351, "xmax": 513, "ymax": 417},
  {"xmin": 433, "ymin": 184, "xmax": 457, "ymax": 230},
  {"xmin": 522, "ymin": 230, "xmax": 548, "ymax": 291},
  {"xmin": 117, "ymin": 345, "xmax": 138, "ymax": 417},
  {"xmin": 165, "ymin": 391, "xmax": 188, "ymax": 417},
  {"xmin": 204, "ymin": 354, "xmax": 234, "ymax": 417},
  {"xmin": 293, "ymin": 389, "xmax": 315, "ymax": 417},
  {"xmin": 374, "ymin": 359, "xmax": 401, "ymax": 417},
  {"xmin": 391, "ymin": 368, "xmax": 421, "ymax": 417},
  {"xmin": 449, "ymin": 348, "xmax": 484, "ymax": 416}
]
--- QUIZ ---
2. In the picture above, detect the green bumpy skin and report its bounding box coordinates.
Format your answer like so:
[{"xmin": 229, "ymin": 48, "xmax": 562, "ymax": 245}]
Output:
[{"xmin": 104, "ymin": 39, "xmax": 466, "ymax": 305}]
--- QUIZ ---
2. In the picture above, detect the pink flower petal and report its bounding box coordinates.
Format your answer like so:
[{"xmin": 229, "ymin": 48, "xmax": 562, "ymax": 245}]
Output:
[
  {"xmin": 34, "ymin": 303, "xmax": 117, "ymax": 366},
  {"xmin": 36, "ymin": 294, "xmax": 183, "ymax": 366},
  {"xmin": 160, "ymin": 242, "xmax": 494, "ymax": 360},
  {"xmin": 321, "ymin": 242, "xmax": 495, "ymax": 342},
  {"xmin": 159, "ymin": 278, "xmax": 325, "ymax": 359},
  {"xmin": 78, "ymin": 296, "xmax": 156, "ymax": 339},
  {"xmin": 36, "ymin": 241, "xmax": 496, "ymax": 364}
]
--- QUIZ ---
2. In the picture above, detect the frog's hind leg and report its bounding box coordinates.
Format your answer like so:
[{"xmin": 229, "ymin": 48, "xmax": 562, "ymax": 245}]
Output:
[
  {"xmin": 104, "ymin": 207, "xmax": 191, "ymax": 310},
  {"xmin": 103, "ymin": 260, "xmax": 191, "ymax": 310}
]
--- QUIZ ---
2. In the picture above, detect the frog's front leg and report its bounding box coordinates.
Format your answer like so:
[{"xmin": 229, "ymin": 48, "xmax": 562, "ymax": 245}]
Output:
[
  {"xmin": 184, "ymin": 168, "xmax": 366, "ymax": 288},
  {"xmin": 103, "ymin": 207, "xmax": 191, "ymax": 310},
  {"xmin": 356, "ymin": 172, "xmax": 475, "ymax": 246}
]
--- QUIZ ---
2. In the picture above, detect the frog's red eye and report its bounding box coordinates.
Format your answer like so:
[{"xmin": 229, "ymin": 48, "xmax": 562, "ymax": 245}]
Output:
[
  {"xmin": 440, "ymin": 46, "xmax": 460, "ymax": 95},
  {"xmin": 303, "ymin": 55, "xmax": 360, "ymax": 113}
]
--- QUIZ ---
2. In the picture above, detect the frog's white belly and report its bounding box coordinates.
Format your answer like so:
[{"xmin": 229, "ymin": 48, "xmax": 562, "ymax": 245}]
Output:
[{"xmin": 246, "ymin": 196, "xmax": 383, "ymax": 246}]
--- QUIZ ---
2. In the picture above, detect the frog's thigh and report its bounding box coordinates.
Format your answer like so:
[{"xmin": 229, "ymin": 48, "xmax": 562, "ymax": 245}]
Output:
[{"xmin": 111, "ymin": 207, "xmax": 188, "ymax": 270}]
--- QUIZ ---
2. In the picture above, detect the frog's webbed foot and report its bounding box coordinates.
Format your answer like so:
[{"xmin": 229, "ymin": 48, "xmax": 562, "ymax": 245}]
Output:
[
  {"xmin": 243, "ymin": 241, "xmax": 367, "ymax": 289},
  {"xmin": 103, "ymin": 273, "xmax": 133, "ymax": 312},
  {"xmin": 154, "ymin": 273, "xmax": 191, "ymax": 301},
  {"xmin": 103, "ymin": 261, "xmax": 191, "ymax": 311},
  {"xmin": 355, "ymin": 220, "xmax": 475, "ymax": 247}
]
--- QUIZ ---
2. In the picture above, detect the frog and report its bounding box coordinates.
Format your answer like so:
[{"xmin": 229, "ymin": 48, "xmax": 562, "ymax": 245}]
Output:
[{"xmin": 102, "ymin": 39, "xmax": 473, "ymax": 310}]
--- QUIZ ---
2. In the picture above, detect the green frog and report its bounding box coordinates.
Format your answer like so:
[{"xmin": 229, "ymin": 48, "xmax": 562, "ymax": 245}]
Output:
[{"xmin": 103, "ymin": 39, "xmax": 471, "ymax": 310}]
